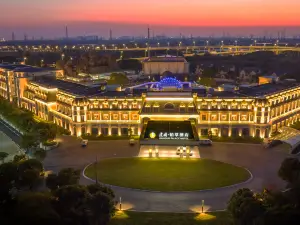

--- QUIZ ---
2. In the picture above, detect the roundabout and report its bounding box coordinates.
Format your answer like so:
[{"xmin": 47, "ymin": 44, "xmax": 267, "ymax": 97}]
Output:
[{"xmin": 84, "ymin": 158, "xmax": 251, "ymax": 191}]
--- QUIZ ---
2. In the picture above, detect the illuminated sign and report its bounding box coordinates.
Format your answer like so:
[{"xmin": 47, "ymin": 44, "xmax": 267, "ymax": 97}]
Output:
[
  {"xmin": 149, "ymin": 132, "xmax": 156, "ymax": 139},
  {"xmin": 158, "ymin": 132, "xmax": 189, "ymax": 140}
]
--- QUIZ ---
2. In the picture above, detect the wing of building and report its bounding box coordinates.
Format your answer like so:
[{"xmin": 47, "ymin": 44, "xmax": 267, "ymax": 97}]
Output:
[{"xmin": 1, "ymin": 63, "xmax": 300, "ymax": 142}]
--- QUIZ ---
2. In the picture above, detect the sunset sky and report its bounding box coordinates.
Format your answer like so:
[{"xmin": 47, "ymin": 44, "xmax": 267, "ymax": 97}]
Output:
[{"xmin": 1, "ymin": 0, "xmax": 300, "ymax": 39}]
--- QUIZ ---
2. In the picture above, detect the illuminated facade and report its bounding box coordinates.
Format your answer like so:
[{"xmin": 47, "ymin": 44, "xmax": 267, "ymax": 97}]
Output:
[{"xmin": 1, "ymin": 64, "xmax": 300, "ymax": 140}]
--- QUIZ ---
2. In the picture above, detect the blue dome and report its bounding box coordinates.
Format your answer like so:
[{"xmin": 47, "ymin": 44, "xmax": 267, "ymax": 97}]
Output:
[{"xmin": 157, "ymin": 77, "xmax": 182, "ymax": 89}]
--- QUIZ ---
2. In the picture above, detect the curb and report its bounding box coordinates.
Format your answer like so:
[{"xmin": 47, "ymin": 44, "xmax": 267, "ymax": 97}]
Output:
[
  {"xmin": 82, "ymin": 157, "xmax": 254, "ymax": 194},
  {"xmin": 122, "ymin": 209, "xmax": 227, "ymax": 214}
]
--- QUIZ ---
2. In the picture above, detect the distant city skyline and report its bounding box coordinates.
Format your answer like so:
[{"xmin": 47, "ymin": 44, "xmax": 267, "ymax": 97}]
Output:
[{"xmin": 1, "ymin": 0, "xmax": 300, "ymax": 39}]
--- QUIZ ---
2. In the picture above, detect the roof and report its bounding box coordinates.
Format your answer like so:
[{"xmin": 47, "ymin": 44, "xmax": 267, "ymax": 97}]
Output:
[
  {"xmin": 0, "ymin": 63, "xmax": 58, "ymax": 73},
  {"xmin": 0, "ymin": 64, "xmax": 28, "ymax": 70},
  {"xmin": 143, "ymin": 55, "xmax": 187, "ymax": 63},
  {"xmin": 31, "ymin": 78, "xmax": 101, "ymax": 96},
  {"xmin": 31, "ymin": 77, "xmax": 140, "ymax": 98},
  {"xmin": 209, "ymin": 91, "xmax": 242, "ymax": 98},
  {"xmin": 237, "ymin": 81, "xmax": 300, "ymax": 97}
]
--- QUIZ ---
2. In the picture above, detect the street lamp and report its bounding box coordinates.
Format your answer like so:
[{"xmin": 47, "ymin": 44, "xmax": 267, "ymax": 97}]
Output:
[
  {"xmin": 157, "ymin": 42, "xmax": 160, "ymax": 47},
  {"xmin": 167, "ymin": 42, "xmax": 170, "ymax": 47},
  {"xmin": 23, "ymin": 57, "xmax": 27, "ymax": 64},
  {"xmin": 206, "ymin": 40, "xmax": 209, "ymax": 46}
]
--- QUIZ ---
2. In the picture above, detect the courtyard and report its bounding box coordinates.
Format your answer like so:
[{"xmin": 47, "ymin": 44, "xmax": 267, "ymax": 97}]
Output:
[{"xmin": 42, "ymin": 135, "xmax": 289, "ymax": 212}]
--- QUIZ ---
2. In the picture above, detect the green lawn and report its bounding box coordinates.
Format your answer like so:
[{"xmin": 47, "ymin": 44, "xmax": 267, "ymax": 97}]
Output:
[
  {"xmin": 84, "ymin": 158, "xmax": 250, "ymax": 191},
  {"xmin": 110, "ymin": 210, "xmax": 232, "ymax": 225}
]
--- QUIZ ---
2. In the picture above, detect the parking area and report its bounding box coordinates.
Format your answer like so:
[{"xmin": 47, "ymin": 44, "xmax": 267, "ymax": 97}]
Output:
[
  {"xmin": 138, "ymin": 145, "xmax": 200, "ymax": 158},
  {"xmin": 0, "ymin": 132, "xmax": 23, "ymax": 163}
]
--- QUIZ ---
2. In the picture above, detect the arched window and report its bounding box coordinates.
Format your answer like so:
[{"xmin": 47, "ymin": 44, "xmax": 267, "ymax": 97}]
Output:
[{"xmin": 164, "ymin": 103, "xmax": 175, "ymax": 111}]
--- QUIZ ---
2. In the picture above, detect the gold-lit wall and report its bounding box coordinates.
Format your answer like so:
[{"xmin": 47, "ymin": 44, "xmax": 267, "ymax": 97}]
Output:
[{"xmin": 0, "ymin": 67, "xmax": 298, "ymax": 139}]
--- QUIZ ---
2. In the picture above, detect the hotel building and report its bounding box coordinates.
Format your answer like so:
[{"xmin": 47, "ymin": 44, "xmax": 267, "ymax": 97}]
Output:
[{"xmin": 1, "ymin": 63, "xmax": 300, "ymax": 143}]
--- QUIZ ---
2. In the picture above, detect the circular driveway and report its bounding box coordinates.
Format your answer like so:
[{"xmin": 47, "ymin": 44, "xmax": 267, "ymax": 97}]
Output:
[{"xmin": 44, "ymin": 136, "xmax": 288, "ymax": 212}]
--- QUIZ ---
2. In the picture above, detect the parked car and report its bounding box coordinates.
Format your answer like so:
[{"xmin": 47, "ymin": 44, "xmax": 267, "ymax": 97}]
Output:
[
  {"xmin": 81, "ymin": 139, "xmax": 88, "ymax": 147},
  {"xmin": 199, "ymin": 139, "xmax": 212, "ymax": 146},
  {"xmin": 176, "ymin": 146, "xmax": 193, "ymax": 156},
  {"xmin": 129, "ymin": 139, "xmax": 136, "ymax": 145}
]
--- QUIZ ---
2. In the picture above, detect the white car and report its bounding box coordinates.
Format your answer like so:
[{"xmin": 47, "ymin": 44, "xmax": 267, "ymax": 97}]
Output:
[
  {"xmin": 199, "ymin": 139, "xmax": 212, "ymax": 146},
  {"xmin": 176, "ymin": 146, "xmax": 193, "ymax": 156},
  {"xmin": 129, "ymin": 139, "xmax": 136, "ymax": 145},
  {"xmin": 81, "ymin": 139, "xmax": 88, "ymax": 147}
]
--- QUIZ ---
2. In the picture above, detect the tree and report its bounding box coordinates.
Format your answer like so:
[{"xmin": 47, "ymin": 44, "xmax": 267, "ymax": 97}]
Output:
[
  {"xmin": 57, "ymin": 168, "xmax": 80, "ymax": 187},
  {"xmin": 46, "ymin": 168, "xmax": 80, "ymax": 191},
  {"xmin": 46, "ymin": 173, "xmax": 59, "ymax": 191},
  {"xmin": 87, "ymin": 191, "xmax": 116, "ymax": 225},
  {"xmin": 87, "ymin": 184, "xmax": 115, "ymax": 198},
  {"xmin": 0, "ymin": 162, "xmax": 18, "ymax": 204},
  {"xmin": 33, "ymin": 148, "xmax": 47, "ymax": 161},
  {"xmin": 227, "ymin": 188, "xmax": 264, "ymax": 225},
  {"xmin": 19, "ymin": 169, "xmax": 41, "ymax": 190},
  {"xmin": 278, "ymin": 157, "xmax": 300, "ymax": 188},
  {"xmin": 15, "ymin": 192, "xmax": 62, "ymax": 225},
  {"xmin": 202, "ymin": 68, "xmax": 216, "ymax": 78},
  {"xmin": 54, "ymin": 185, "xmax": 89, "ymax": 225},
  {"xmin": 18, "ymin": 158, "xmax": 43, "ymax": 174},
  {"xmin": 20, "ymin": 134, "xmax": 38, "ymax": 153},
  {"xmin": 13, "ymin": 154, "xmax": 27, "ymax": 163},
  {"xmin": 107, "ymin": 73, "xmax": 129, "ymax": 85},
  {"xmin": 198, "ymin": 77, "xmax": 216, "ymax": 87},
  {"xmin": 0, "ymin": 152, "xmax": 9, "ymax": 163}
]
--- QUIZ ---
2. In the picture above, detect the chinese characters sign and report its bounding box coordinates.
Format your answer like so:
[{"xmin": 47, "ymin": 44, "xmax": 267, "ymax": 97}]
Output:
[{"xmin": 158, "ymin": 132, "xmax": 189, "ymax": 140}]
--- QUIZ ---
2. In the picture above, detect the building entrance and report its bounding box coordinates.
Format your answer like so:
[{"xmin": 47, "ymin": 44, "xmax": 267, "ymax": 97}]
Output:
[{"xmin": 143, "ymin": 121, "xmax": 196, "ymax": 140}]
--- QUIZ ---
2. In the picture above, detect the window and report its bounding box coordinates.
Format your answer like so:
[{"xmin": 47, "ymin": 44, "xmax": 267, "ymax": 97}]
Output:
[
  {"xmin": 103, "ymin": 102, "xmax": 109, "ymax": 108},
  {"xmin": 232, "ymin": 115, "xmax": 237, "ymax": 121},
  {"xmin": 122, "ymin": 114, "xmax": 129, "ymax": 120},
  {"xmin": 179, "ymin": 107, "xmax": 185, "ymax": 113},
  {"xmin": 201, "ymin": 115, "xmax": 207, "ymax": 121},
  {"xmin": 132, "ymin": 114, "xmax": 139, "ymax": 120},
  {"xmin": 113, "ymin": 114, "xmax": 119, "ymax": 120},
  {"xmin": 241, "ymin": 115, "xmax": 247, "ymax": 121},
  {"xmin": 164, "ymin": 103, "xmax": 175, "ymax": 110},
  {"xmin": 93, "ymin": 114, "xmax": 99, "ymax": 120},
  {"xmin": 221, "ymin": 115, "xmax": 227, "ymax": 121},
  {"xmin": 211, "ymin": 114, "xmax": 217, "ymax": 121}
]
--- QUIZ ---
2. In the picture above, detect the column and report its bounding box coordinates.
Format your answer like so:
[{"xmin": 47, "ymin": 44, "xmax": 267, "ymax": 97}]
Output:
[
  {"xmin": 108, "ymin": 124, "xmax": 112, "ymax": 136},
  {"xmin": 86, "ymin": 124, "xmax": 91, "ymax": 134},
  {"xmin": 118, "ymin": 125, "xmax": 121, "ymax": 136}
]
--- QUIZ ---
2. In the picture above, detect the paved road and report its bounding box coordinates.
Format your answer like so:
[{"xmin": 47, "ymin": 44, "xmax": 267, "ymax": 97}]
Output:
[{"xmin": 44, "ymin": 136, "xmax": 289, "ymax": 212}]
